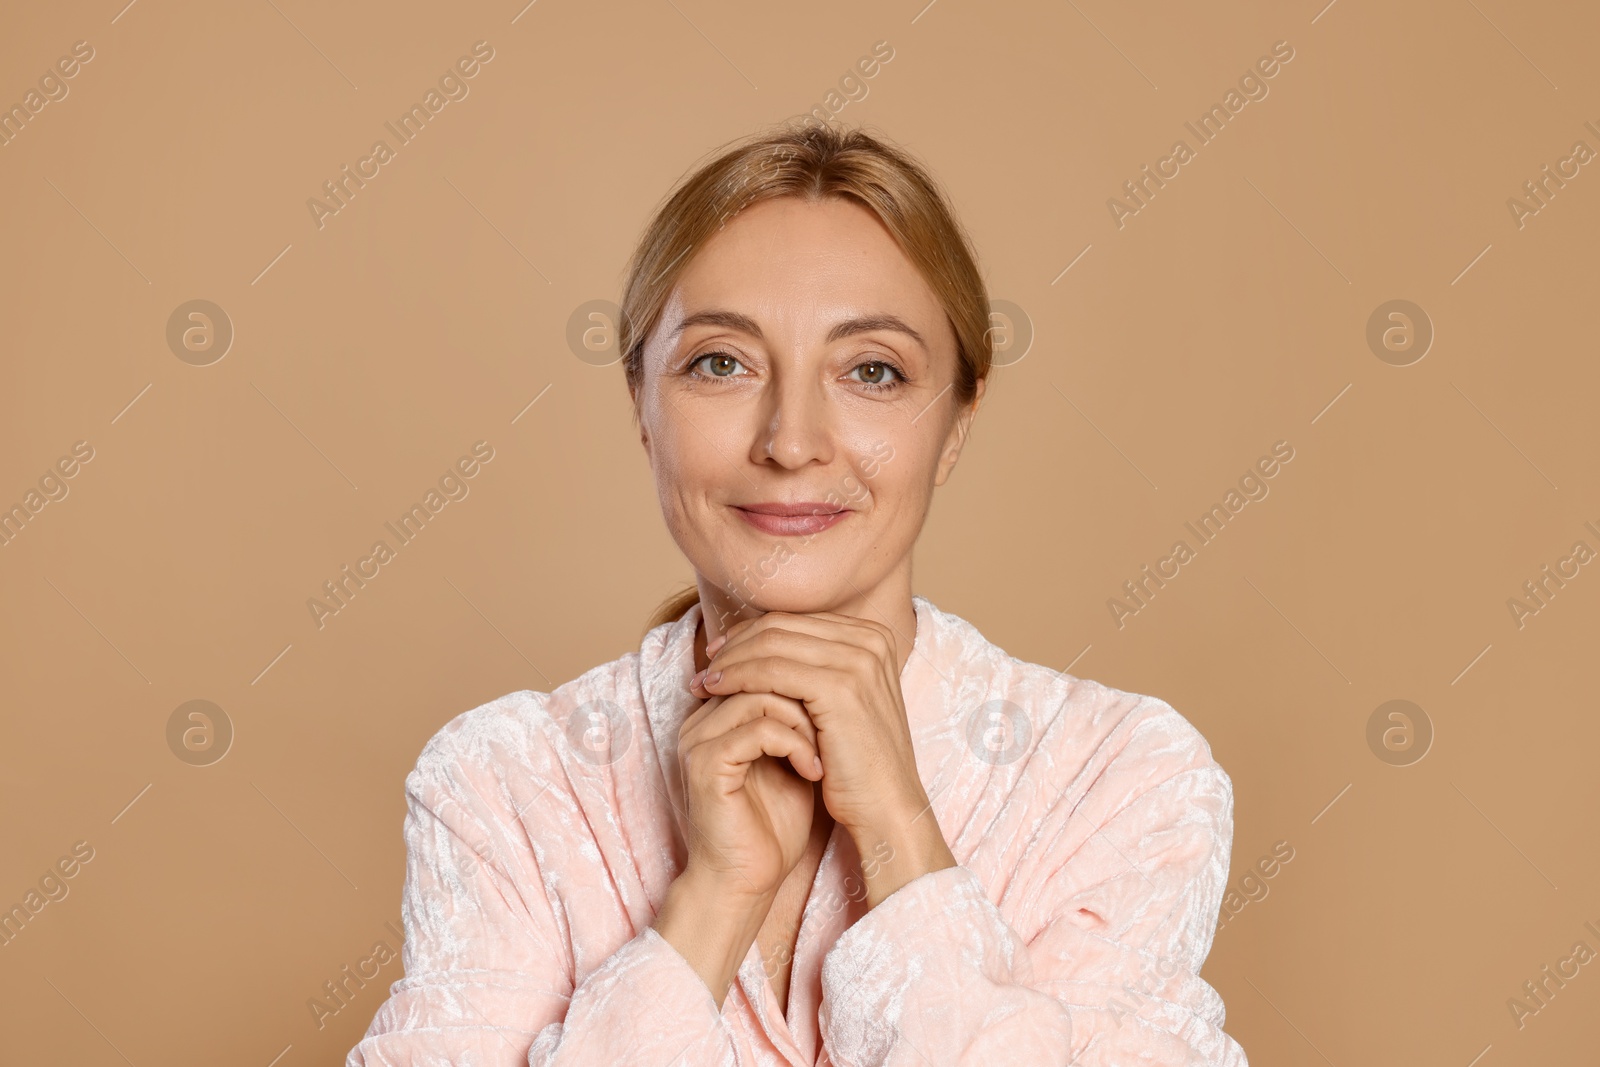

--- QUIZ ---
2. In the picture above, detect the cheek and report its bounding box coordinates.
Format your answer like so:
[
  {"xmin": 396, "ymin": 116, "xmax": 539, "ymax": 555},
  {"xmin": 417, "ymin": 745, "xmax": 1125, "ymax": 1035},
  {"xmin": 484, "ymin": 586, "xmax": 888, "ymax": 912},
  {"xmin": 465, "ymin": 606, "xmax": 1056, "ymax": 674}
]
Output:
[
  {"xmin": 649, "ymin": 410, "xmax": 738, "ymax": 520},
  {"xmin": 850, "ymin": 427, "xmax": 925, "ymax": 491},
  {"xmin": 866, "ymin": 473, "xmax": 921, "ymax": 532},
  {"xmin": 844, "ymin": 436, "xmax": 931, "ymax": 529}
]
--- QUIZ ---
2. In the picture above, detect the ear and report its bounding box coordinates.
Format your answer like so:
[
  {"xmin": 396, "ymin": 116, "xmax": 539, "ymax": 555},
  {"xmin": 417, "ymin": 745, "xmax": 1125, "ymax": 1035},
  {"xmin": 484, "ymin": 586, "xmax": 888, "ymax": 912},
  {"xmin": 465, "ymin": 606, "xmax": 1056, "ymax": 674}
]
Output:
[
  {"xmin": 933, "ymin": 377, "xmax": 984, "ymax": 487},
  {"xmin": 629, "ymin": 385, "xmax": 653, "ymax": 460}
]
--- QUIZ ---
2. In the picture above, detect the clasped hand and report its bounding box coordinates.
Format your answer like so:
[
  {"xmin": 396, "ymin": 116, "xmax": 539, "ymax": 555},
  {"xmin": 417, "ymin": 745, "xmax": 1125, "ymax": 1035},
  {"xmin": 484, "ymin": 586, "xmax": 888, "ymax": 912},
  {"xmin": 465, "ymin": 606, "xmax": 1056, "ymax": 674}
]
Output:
[{"xmin": 686, "ymin": 610, "xmax": 954, "ymax": 907}]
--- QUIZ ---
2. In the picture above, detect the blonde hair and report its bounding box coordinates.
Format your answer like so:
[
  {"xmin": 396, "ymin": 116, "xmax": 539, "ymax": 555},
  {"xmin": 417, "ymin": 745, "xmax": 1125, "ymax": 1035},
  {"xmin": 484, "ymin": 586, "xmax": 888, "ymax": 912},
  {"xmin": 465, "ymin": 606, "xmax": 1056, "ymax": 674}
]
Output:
[{"xmin": 622, "ymin": 121, "xmax": 994, "ymax": 634}]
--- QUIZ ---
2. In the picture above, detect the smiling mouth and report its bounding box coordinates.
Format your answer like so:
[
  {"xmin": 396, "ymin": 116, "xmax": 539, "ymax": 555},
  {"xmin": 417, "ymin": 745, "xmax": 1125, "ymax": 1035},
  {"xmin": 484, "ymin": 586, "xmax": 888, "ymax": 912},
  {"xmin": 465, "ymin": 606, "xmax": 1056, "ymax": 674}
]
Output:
[{"xmin": 731, "ymin": 503, "xmax": 851, "ymax": 536}]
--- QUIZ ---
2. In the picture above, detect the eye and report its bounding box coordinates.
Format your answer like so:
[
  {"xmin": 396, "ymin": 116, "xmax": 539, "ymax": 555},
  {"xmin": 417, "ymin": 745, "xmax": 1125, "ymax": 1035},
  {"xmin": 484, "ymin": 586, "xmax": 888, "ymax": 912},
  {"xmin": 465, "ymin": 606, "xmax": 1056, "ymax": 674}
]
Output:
[
  {"xmin": 847, "ymin": 359, "xmax": 906, "ymax": 393},
  {"xmin": 687, "ymin": 350, "xmax": 749, "ymax": 381}
]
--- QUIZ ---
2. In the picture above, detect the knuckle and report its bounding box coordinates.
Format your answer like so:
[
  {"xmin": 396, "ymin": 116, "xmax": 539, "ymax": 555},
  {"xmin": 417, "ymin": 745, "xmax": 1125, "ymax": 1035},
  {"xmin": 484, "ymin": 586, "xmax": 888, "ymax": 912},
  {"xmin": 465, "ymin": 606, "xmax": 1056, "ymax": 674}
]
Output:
[{"xmin": 846, "ymin": 649, "xmax": 877, "ymax": 680}]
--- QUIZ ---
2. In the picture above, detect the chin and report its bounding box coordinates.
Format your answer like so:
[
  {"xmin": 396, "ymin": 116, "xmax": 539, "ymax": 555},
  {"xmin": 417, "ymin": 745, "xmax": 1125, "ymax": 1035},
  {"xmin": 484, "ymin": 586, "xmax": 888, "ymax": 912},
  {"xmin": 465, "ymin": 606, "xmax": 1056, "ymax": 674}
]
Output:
[{"xmin": 707, "ymin": 569, "xmax": 851, "ymax": 617}]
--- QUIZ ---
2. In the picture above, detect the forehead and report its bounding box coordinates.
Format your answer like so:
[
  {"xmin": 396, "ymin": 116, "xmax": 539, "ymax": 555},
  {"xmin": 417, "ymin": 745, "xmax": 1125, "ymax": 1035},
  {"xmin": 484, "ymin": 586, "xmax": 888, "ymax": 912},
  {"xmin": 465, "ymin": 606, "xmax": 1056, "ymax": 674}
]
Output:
[{"xmin": 662, "ymin": 196, "xmax": 947, "ymax": 337}]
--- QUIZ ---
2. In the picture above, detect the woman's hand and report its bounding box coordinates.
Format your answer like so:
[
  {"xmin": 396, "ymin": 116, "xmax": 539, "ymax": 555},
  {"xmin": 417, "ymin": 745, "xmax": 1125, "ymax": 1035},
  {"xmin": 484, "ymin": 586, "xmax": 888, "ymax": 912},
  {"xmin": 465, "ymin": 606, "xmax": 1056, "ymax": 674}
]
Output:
[
  {"xmin": 689, "ymin": 611, "xmax": 957, "ymax": 906},
  {"xmin": 675, "ymin": 688, "xmax": 823, "ymax": 902}
]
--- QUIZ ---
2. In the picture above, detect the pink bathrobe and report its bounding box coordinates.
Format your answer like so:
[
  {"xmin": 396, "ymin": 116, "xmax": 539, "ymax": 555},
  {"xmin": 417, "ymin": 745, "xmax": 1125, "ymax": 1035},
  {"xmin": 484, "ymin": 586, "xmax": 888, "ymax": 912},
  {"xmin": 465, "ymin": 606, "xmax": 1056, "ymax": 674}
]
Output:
[{"xmin": 349, "ymin": 594, "xmax": 1249, "ymax": 1065}]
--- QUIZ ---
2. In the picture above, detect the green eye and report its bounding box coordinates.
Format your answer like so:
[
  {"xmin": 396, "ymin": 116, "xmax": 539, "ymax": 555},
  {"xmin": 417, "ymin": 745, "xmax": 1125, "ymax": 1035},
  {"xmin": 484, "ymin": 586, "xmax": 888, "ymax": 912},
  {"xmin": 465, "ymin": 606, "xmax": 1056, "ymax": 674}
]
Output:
[
  {"xmin": 849, "ymin": 360, "xmax": 905, "ymax": 392},
  {"xmin": 690, "ymin": 351, "xmax": 746, "ymax": 378},
  {"xmin": 853, "ymin": 362, "xmax": 898, "ymax": 385},
  {"xmin": 685, "ymin": 352, "xmax": 908, "ymax": 392}
]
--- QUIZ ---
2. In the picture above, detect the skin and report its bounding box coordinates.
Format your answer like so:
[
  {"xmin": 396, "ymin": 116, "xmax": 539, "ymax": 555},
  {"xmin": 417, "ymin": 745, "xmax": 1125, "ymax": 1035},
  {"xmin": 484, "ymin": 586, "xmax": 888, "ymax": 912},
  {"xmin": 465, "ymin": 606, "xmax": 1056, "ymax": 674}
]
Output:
[{"xmin": 634, "ymin": 194, "xmax": 985, "ymax": 1015}]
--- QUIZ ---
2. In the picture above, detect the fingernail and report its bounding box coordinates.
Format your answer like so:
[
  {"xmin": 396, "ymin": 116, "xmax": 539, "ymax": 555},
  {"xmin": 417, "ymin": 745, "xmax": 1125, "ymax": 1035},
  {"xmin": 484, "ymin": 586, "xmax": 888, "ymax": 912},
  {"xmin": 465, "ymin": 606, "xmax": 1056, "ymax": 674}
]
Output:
[
  {"xmin": 812, "ymin": 756, "xmax": 823, "ymax": 776},
  {"xmin": 707, "ymin": 634, "xmax": 725, "ymax": 655},
  {"xmin": 704, "ymin": 670, "xmax": 722, "ymax": 685},
  {"xmin": 690, "ymin": 669, "xmax": 705, "ymax": 688}
]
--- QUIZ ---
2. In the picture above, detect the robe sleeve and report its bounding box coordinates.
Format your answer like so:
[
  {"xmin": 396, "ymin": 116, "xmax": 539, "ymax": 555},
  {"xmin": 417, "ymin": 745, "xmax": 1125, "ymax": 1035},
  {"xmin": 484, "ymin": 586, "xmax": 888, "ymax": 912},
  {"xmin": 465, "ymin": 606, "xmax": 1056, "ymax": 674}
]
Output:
[
  {"xmin": 817, "ymin": 700, "xmax": 1249, "ymax": 1066},
  {"xmin": 347, "ymin": 719, "xmax": 743, "ymax": 1066}
]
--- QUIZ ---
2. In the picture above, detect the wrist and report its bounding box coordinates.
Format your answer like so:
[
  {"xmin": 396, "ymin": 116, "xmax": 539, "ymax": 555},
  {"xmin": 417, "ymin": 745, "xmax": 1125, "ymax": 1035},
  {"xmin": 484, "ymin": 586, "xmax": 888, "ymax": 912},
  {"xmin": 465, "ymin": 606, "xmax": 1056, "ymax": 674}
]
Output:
[
  {"xmin": 849, "ymin": 810, "xmax": 957, "ymax": 910},
  {"xmin": 653, "ymin": 866, "xmax": 774, "ymax": 1009},
  {"xmin": 677, "ymin": 862, "xmax": 780, "ymax": 910}
]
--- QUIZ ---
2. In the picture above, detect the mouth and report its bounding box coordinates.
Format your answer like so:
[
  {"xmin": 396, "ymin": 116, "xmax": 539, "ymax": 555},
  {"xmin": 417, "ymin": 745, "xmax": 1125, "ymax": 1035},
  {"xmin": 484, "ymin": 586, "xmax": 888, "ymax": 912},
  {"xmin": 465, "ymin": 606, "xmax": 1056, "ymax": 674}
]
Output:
[{"xmin": 732, "ymin": 501, "xmax": 852, "ymax": 537}]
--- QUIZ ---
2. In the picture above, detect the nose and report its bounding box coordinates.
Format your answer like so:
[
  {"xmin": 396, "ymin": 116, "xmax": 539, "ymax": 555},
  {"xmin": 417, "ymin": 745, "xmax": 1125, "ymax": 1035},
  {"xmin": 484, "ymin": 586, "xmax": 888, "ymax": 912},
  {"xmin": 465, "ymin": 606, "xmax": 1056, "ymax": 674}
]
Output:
[{"xmin": 751, "ymin": 366, "xmax": 834, "ymax": 469}]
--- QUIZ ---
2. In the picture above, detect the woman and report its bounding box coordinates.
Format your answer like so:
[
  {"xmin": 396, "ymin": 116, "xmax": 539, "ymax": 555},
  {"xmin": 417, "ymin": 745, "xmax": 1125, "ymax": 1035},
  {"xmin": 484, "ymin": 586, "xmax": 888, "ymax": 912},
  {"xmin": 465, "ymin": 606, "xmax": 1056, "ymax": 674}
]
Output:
[{"xmin": 349, "ymin": 122, "xmax": 1248, "ymax": 1066}]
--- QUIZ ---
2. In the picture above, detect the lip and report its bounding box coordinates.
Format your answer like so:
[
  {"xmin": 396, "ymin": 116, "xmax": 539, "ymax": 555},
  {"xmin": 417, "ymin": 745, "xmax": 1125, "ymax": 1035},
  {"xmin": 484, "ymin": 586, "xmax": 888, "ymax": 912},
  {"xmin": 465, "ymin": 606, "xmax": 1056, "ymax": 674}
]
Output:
[{"xmin": 732, "ymin": 502, "xmax": 851, "ymax": 536}]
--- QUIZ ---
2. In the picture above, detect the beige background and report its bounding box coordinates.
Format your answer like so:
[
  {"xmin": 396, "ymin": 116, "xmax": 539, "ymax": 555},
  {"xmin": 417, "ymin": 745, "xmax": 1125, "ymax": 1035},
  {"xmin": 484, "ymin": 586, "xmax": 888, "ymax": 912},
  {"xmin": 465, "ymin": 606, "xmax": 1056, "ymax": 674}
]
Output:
[{"xmin": 2, "ymin": 0, "xmax": 1597, "ymax": 1062}]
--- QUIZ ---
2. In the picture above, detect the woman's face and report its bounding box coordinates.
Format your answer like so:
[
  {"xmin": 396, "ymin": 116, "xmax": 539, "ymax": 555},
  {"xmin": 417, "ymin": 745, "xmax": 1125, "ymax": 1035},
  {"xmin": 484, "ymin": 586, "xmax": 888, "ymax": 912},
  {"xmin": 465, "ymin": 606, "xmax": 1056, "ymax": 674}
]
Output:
[{"xmin": 632, "ymin": 194, "xmax": 983, "ymax": 622}]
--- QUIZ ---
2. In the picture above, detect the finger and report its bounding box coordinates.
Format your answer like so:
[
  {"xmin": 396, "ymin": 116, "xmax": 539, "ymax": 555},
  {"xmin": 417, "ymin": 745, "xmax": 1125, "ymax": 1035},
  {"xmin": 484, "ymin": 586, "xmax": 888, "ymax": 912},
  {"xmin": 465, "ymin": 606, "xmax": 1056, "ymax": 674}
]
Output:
[
  {"xmin": 694, "ymin": 717, "xmax": 822, "ymax": 782},
  {"xmin": 677, "ymin": 691, "xmax": 725, "ymax": 741},
  {"xmin": 711, "ymin": 611, "xmax": 865, "ymax": 656},
  {"xmin": 685, "ymin": 690, "xmax": 818, "ymax": 754},
  {"xmin": 695, "ymin": 654, "xmax": 847, "ymax": 714},
  {"xmin": 697, "ymin": 627, "xmax": 882, "ymax": 695},
  {"xmin": 709, "ymin": 611, "xmax": 894, "ymax": 665}
]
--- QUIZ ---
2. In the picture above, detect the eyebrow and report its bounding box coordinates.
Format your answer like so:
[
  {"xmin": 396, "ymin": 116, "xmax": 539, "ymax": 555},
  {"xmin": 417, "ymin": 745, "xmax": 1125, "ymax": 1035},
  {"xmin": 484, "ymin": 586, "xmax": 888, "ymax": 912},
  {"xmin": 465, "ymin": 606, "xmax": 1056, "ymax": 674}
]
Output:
[{"xmin": 669, "ymin": 309, "xmax": 928, "ymax": 353}]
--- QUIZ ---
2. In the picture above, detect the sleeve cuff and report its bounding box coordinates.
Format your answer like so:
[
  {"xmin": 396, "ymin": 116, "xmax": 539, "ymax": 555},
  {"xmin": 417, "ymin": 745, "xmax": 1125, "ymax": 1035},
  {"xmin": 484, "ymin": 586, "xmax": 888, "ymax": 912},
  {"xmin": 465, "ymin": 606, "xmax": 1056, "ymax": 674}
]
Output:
[
  {"xmin": 824, "ymin": 863, "xmax": 1003, "ymax": 982},
  {"xmin": 605, "ymin": 924, "xmax": 729, "ymax": 1027},
  {"xmin": 526, "ymin": 924, "xmax": 737, "ymax": 1063}
]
